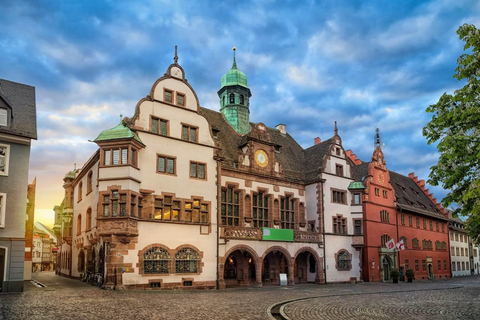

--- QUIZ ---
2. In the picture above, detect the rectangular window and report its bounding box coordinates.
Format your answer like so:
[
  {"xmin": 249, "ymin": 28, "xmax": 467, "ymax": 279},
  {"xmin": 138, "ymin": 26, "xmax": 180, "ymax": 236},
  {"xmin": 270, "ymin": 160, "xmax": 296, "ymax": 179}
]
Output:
[
  {"xmin": 423, "ymin": 218, "xmax": 427, "ymax": 229},
  {"xmin": 354, "ymin": 219, "xmax": 362, "ymax": 235},
  {"xmin": 176, "ymin": 93, "xmax": 185, "ymax": 106},
  {"xmin": 111, "ymin": 191, "xmax": 118, "ymax": 217},
  {"xmin": 422, "ymin": 260, "xmax": 426, "ymax": 271},
  {"xmin": 382, "ymin": 190, "xmax": 388, "ymax": 199},
  {"xmin": 332, "ymin": 190, "xmax": 346, "ymax": 204},
  {"xmin": 401, "ymin": 214, "xmax": 405, "ymax": 225},
  {"xmin": 335, "ymin": 164, "xmax": 343, "ymax": 176},
  {"xmin": 280, "ymin": 197, "xmax": 296, "ymax": 229},
  {"xmin": 0, "ymin": 145, "xmax": 10, "ymax": 176},
  {"xmin": 164, "ymin": 89, "xmax": 173, "ymax": 103},
  {"xmin": 190, "ymin": 162, "xmax": 206, "ymax": 179},
  {"xmin": 405, "ymin": 259, "xmax": 409, "ymax": 270},
  {"xmin": 152, "ymin": 117, "xmax": 168, "ymax": 135},
  {"xmin": 444, "ymin": 260, "xmax": 447, "ymax": 270},
  {"xmin": 333, "ymin": 216, "xmax": 347, "ymax": 234},
  {"xmin": 253, "ymin": 192, "xmax": 269, "ymax": 228},
  {"xmin": 103, "ymin": 195, "xmax": 110, "ymax": 217},
  {"xmin": 438, "ymin": 260, "xmax": 441, "ymax": 270},
  {"xmin": 475, "ymin": 249, "xmax": 478, "ymax": 257},
  {"xmin": 121, "ymin": 148, "xmax": 128, "ymax": 164},
  {"xmin": 221, "ymin": 188, "xmax": 239, "ymax": 226},
  {"xmin": 104, "ymin": 150, "xmax": 111, "ymax": 166},
  {"xmin": 375, "ymin": 188, "xmax": 380, "ymax": 196},
  {"xmin": 157, "ymin": 155, "xmax": 175, "ymax": 174},
  {"xmin": 429, "ymin": 220, "xmax": 433, "ymax": 230},
  {"xmin": 0, "ymin": 108, "xmax": 7, "ymax": 126},
  {"xmin": 409, "ymin": 215, "xmax": 413, "ymax": 226},
  {"xmin": 113, "ymin": 149, "xmax": 120, "ymax": 165},
  {"xmin": 452, "ymin": 262, "xmax": 456, "ymax": 271},
  {"xmin": 436, "ymin": 222, "xmax": 439, "ymax": 231},
  {"xmin": 451, "ymin": 246, "xmax": 455, "ymax": 256},
  {"xmin": 353, "ymin": 193, "xmax": 361, "ymax": 205},
  {"xmin": 182, "ymin": 125, "xmax": 197, "ymax": 142},
  {"xmin": 456, "ymin": 247, "xmax": 459, "ymax": 256},
  {"xmin": 415, "ymin": 259, "xmax": 419, "ymax": 271},
  {"xmin": 0, "ymin": 193, "xmax": 6, "ymax": 227},
  {"xmin": 442, "ymin": 223, "xmax": 445, "ymax": 232},
  {"xmin": 416, "ymin": 217, "xmax": 420, "ymax": 228}
]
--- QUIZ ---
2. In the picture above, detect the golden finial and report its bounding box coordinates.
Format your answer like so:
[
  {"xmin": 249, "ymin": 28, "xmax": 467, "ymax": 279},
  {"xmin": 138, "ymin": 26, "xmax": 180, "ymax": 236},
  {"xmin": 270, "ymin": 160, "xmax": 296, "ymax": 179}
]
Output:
[{"xmin": 233, "ymin": 46, "xmax": 236, "ymax": 51}]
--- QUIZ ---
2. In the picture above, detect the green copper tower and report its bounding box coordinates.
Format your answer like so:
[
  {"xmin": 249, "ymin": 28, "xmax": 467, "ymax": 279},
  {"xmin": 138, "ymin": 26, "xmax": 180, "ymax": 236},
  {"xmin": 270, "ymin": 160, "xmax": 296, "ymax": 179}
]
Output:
[{"xmin": 218, "ymin": 47, "xmax": 252, "ymax": 135}]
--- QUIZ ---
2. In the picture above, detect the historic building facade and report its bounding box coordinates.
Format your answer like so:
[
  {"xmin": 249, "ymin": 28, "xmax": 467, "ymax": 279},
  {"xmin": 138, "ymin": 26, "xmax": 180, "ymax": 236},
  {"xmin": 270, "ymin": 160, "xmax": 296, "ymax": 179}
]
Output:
[
  {"xmin": 0, "ymin": 79, "xmax": 37, "ymax": 292},
  {"xmin": 350, "ymin": 144, "xmax": 450, "ymax": 282},
  {"xmin": 449, "ymin": 217, "xmax": 479, "ymax": 276}
]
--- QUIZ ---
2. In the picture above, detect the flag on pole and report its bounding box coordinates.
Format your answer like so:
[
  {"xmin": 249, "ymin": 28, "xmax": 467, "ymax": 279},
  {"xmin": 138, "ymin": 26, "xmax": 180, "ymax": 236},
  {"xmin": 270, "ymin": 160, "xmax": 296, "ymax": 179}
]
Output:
[
  {"xmin": 396, "ymin": 240, "xmax": 405, "ymax": 251},
  {"xmin": 386, "ymin": 238, "xmax": 395, "ymax": 250}
]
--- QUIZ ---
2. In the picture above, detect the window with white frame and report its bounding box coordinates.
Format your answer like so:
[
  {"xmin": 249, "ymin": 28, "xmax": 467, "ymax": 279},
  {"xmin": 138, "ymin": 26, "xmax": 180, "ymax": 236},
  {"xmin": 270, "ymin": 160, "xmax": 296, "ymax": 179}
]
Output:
[
  {"xmin": 0, "ymin": 144, "xmax": 10, "ymax": 176},
  {"xmin": 0, "ymin": 108, "xmax": 7, "ymax": 126},
  {"xmin": 0, "ymin": 193, "xmax": 6, "ymax": 227}
]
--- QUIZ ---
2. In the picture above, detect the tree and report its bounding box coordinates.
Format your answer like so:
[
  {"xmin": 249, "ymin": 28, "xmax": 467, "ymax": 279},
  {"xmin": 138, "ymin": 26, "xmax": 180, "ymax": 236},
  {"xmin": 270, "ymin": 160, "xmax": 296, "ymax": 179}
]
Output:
[{"xmin": 423, "ymin": 24, "xmax": 480, "ymax": 233}]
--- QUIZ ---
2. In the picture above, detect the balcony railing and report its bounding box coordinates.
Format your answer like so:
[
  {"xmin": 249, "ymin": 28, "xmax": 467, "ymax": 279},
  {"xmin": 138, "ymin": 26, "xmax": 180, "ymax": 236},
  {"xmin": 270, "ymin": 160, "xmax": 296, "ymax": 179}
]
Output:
[
  {"xmin": 294, "ymin": 230, "xmax": 322, "ymax": 243},
  {"xmin": 352, "ymin": 235, "xmax": 364, "ymax": 247},
  {"xmin": 220, "ymin": 226, "xmax": 322, "ymax": 243},
  {"xmin": 221, "ymin": 226, "xmax": 262, "ymax": 240}
]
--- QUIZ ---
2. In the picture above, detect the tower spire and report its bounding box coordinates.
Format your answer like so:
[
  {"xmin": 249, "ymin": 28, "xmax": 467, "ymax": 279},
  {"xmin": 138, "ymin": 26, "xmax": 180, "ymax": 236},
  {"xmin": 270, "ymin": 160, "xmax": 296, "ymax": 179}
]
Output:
[
  {"xmin": 174, "ymin": 45, "xmax": 178, "ymax": 64},
  {"xmin": 334, "ymin": 121, "xmax": 338, "ymax": 135},
  {"xmin": 232, "ymin": 46, "xmax": 237, "ymax": 69},
  {"xmin": 374, "ymin": 128, "xmax": 385, "ymax": 149}
]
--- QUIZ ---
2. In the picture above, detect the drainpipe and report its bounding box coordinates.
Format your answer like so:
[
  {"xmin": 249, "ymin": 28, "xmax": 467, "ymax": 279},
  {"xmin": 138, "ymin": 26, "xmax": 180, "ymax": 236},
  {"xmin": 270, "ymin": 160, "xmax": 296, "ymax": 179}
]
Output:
[
  {"xmin": 320, "ymin": 180, "xmax": 327, "ymax": 284},
  {"xmin": 396, "ymin": 208, "xmax": 401, "ymax": 279},
  {"xmin": 215, "ymin": 154, "xmax": 224, "ymax": 290}
]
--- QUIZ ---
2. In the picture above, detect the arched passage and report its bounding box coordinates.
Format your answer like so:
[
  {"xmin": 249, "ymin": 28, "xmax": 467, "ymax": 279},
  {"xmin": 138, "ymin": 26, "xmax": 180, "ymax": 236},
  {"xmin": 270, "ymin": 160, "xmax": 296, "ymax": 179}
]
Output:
[
  {"xmin": 222, "ymin": 245, "xmax": 260, "ymax": 288},
  {"xmin": 294, "ymin": 247, "xmax": 322, "ymax": 284},
  {"xmin": 78, "ymin": 250, "xmax": 85, "ymax": 273},
  {"xmin": 262, "ymin": 247, "xmax": 291, "ymax": 285}
]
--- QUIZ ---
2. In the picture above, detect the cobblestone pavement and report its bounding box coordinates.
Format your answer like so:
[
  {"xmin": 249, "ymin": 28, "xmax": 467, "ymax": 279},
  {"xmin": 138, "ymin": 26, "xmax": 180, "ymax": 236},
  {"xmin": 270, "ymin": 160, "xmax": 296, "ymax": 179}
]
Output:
[{"xmin": 0, "ymin": 272, "xmax": 479, "ymax": 320}]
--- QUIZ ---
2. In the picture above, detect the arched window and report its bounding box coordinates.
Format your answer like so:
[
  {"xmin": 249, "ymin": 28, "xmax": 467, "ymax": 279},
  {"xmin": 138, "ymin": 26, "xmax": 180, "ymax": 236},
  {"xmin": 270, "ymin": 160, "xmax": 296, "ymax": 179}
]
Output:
[
  {"xmin": 229, "ymin": 93, "xmax": 235, "ymax": 104},
  {"xmin": 222, "ymin": 96, "xmax": 225, "ymax": 106},
  {"xmin": 78, "ymin": 182, "xmax": 83, "ymax": 201},
  {"xmin": 86, "ymin": 208, "xmax": 92, "ymax": 230},
  {"xmin": 143, "ymin": 247, "xmax": 171, "ymax": 274},
  {"xmin": 78, "ymin": 250, "xmax": 85, "ymax": 272},
  {"xmin": 87, "ymin": 171, "xmax": 93, "ymax": 193},
  {"xmin": 76, "ymin": 214, "xmax": 82, "ymax": 235},
  {"xmin": 400, "ymin": 236, "xmax": 408, "ymax": 249},
  {"xmin": 240, "ymin": 94, "xmax": 244, "ymax": 105},
  {"xmin": 175, "ymin": 247, "xmax": 201, "ymax": 273},
  {"xmin": 336, "ymin": 250, "xmax": 352, "ymax": 271}
]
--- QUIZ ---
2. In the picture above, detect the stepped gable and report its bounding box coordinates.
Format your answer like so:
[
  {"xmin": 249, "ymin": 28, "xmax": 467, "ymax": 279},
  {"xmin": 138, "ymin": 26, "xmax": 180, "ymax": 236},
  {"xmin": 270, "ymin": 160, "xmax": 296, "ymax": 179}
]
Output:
[
  {"xmin": 200, "ymin": 106, "xmax": 305, "ymax": 181},
  {"xmin": 389, "ymin": 170, "xmax": 448, "ymax": 221},
  {"xmin": 303, "ymin": 138, "xmax": 333, "ymax": 182},
  {"xmin": 0, "ymin": 79, "xmax": 37, "ymax": 139}
]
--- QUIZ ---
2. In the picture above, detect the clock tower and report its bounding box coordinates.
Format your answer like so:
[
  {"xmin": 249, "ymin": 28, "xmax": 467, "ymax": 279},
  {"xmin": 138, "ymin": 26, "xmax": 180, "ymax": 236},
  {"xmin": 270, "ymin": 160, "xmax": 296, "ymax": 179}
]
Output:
[{"xmin": 218, "ymin": 47, "xmax": 252, "ymax": 135}]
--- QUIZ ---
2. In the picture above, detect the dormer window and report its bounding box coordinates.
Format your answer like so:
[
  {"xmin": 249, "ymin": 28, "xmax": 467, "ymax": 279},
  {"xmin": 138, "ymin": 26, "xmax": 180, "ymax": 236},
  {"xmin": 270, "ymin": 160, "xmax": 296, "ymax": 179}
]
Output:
[{"xmin": 0, "ymin": 108, "xmax": 7, "ymax": 126}]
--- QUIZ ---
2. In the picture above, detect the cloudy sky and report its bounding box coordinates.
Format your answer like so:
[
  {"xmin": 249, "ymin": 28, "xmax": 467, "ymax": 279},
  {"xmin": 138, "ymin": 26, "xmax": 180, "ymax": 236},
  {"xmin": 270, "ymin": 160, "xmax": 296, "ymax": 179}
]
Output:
[{"xmin": 1, "ymin": 0, "xmax": 478, "ymax": 226}]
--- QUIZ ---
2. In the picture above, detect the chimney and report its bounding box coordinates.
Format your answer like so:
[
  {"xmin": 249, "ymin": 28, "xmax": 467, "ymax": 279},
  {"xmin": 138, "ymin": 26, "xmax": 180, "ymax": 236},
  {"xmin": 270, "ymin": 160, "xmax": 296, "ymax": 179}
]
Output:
[
  {"xmin": 314, "ymin": 137, "xmax": 321, "ymax": 145},
  {"xmin": 276, "ymin": 124, "xmax": 286, "ymax": 135}
]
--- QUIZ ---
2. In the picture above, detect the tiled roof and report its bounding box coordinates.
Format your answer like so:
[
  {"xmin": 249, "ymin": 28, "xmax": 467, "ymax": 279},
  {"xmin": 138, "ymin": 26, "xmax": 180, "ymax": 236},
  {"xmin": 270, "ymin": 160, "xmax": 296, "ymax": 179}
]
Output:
[
  {"xmin": 0, "ymin": 79, "xmax": 37, "ymax": 139},
  {"xmin": 352, "ymin": 162, "xmax": 369, "ymax": 182},
  {"xmin": 304, "ymin": 138, "xmax": 333, "ymax": 182},
  {"xmin": 200, "ymin": 107, "xmax": 306, "ymax": 182},
  {"xmin": 94, "ymin": 121, "xmax": 144, "ymax": 144},
  {"xmin": 389, "ymin": 170, "xmax": 448, "ymax": 221}
]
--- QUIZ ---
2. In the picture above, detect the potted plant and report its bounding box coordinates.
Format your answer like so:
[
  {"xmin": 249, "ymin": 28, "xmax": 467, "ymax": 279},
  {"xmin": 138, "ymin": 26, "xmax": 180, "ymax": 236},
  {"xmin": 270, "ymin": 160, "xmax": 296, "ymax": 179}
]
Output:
[
  {"xmin": 390, "ymin": 268, "xmax": 400, "ymax": 283},
  {"xmin": 406, "ymin": 268, "xmax": 415, "ymax": 282}
]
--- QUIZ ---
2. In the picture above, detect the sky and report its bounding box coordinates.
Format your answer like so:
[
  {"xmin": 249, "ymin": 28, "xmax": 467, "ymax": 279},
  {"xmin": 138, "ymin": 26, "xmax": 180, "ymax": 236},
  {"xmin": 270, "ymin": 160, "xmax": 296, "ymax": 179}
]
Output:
[{"xmin": 1, "ymin": 0, "xmax": 479, "ymax": 227}]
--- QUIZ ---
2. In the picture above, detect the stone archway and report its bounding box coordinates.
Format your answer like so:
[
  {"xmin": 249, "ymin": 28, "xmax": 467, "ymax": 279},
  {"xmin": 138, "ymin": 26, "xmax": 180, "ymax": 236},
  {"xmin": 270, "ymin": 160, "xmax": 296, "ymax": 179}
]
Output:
[
  {"xmin": 222, "ymin": 245, "xmax": 261, "ymax": 288},
  {"xmin": 294, "ymin": 248, "xmax": 322, "ymax": 284},
  {"xmin": 78, "ymin": 250, "xmax": 86, "ymax": 273},
  {"xmin": 262, "ymin": 247, "xmax": 292, "ymax": 285}
]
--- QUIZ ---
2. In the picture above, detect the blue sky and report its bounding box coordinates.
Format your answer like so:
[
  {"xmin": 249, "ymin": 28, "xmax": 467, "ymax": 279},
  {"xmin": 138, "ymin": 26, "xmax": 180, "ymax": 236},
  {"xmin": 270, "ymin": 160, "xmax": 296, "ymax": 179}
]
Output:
[{"xmin": 1, "ymin": 0, "xmax": 479, "ymax": 225}]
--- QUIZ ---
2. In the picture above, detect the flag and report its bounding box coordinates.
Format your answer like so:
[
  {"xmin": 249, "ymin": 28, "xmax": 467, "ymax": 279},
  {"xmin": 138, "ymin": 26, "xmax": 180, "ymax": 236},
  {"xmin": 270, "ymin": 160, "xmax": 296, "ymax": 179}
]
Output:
[
  {"xmin": 386, "ymin": 238, "xmax": 395, "ymax": 250},
  {"xmin": 396, "ymin": 240, "xmax": 405, "ymax": 251}
]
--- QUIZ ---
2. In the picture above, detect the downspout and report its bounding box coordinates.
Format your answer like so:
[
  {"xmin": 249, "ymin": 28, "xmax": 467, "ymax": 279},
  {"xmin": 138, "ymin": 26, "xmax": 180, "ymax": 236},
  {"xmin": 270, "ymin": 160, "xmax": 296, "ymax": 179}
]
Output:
[
  {"xmin": 396, "ymin": 207, "xmax": 401, "ymax": 278},
  {"xmin": 215, "ymin": 154, "xmax": 224, "ymax": 290},
  {"xmin": 321, "ymin": 180, "xmax": 327, "ymax": 284}
]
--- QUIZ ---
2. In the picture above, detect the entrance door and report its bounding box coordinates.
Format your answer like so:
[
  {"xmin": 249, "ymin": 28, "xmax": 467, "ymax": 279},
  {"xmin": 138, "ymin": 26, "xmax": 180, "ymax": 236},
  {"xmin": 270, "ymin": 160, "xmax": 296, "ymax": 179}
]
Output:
[
  {"xmin": 383, "ymin": 257, "xmax": 391, "ymax": 281},
  {"xmin": 428, "ymin": 264, "xmax": 434, "ymax": 279}
]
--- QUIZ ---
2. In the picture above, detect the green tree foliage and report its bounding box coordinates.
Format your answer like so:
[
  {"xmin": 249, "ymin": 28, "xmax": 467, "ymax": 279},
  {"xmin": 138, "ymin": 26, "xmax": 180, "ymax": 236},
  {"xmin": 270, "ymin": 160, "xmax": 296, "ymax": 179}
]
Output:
[{"xmin": 423, "ymin": 24, "xmax": 480, "ymax": 232}]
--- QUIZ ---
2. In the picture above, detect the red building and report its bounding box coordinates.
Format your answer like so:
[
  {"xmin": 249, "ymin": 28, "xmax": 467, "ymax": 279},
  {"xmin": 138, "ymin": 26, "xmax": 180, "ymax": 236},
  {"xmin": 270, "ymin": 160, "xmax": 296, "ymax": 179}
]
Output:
[{"xmin": 349, "ymin": 146, "xmax": 450, "ymax": 282}]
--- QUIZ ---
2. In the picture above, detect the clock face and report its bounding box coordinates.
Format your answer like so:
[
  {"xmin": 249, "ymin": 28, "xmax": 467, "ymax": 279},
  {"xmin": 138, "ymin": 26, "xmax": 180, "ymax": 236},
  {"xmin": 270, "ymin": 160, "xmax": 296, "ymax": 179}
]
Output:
[
  {"xmin": 255, "ymin": 150, "xmax": 269, "ymax": 168},
  {"xmin": 377, "ymin": 172, "xmax": 385, "ymax": 184}
]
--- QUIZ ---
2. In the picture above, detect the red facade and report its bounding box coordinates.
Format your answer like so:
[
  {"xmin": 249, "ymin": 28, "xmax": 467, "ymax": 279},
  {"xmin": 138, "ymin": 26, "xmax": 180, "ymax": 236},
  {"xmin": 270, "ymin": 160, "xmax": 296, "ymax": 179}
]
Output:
[{"xmin": 352, "ymin": 147, "xmax": 450, "ymax": 282}]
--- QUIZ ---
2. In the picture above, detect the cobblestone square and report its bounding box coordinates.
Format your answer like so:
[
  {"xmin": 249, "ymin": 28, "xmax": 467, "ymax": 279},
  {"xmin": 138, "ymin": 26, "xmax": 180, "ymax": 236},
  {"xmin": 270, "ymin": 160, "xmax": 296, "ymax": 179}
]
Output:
[{"xmin": 1, "ymin": 272, "xmax": 480, "ymax": 320}]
